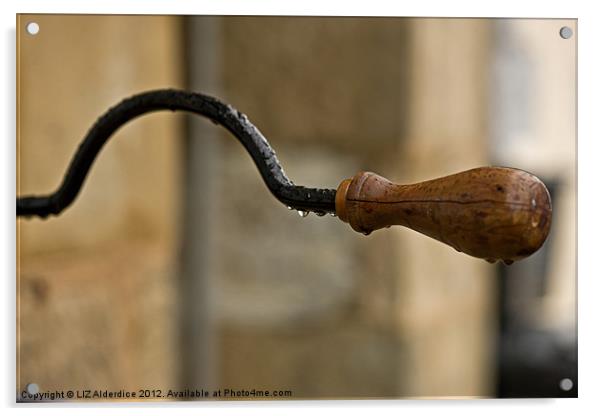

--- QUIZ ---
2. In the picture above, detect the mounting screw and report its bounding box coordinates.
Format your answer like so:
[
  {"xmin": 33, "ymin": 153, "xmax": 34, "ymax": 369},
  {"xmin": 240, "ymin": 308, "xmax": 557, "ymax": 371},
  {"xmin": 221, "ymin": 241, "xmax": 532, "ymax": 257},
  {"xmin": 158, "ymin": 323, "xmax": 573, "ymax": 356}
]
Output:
[
  {"xmin": 26, "ymin": 383, "xmax": 39, "ymax": 395},
  {"xmin": 26, "ymin": 22, "xmax": 40, "ymax": 36},
  {"xmin": 559, "ymin": 26, "xmax": 573, "ymax": 40},
  {"xmin": 559, "ymin": 378, "xmax": 573, "ymax": 391}
]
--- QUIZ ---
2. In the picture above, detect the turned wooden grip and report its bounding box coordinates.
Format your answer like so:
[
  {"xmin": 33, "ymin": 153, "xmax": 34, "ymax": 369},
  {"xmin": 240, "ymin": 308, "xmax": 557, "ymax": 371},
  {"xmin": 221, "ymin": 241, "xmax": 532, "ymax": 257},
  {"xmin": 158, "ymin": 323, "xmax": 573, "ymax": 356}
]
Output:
[{"xmin": 335, "ymin": 167, "xmax": 552, "ymax": 263}]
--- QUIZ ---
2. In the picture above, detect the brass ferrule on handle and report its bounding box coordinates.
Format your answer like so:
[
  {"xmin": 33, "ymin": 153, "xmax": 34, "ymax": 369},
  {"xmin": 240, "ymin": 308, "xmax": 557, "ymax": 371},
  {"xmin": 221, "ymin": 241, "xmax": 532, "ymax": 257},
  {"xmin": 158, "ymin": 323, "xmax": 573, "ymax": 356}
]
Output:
[{"xmin": 335, "ymin": 167, "xmax": 552, "ymax": 264}]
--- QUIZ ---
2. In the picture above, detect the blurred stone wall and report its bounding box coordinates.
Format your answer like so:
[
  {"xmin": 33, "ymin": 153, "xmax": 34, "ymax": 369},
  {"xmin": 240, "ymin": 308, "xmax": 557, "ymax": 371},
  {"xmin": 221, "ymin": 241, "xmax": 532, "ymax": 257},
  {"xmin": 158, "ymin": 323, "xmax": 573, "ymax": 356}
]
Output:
[
  {"xmin": 210, "ymin": 17, "xmax": 495, "ymax": 398},
  {"xmin": 207, "ymin": 17, "xmax": 409, "ymax": 398},
  {"xmin": 490, "ymin": 19, "xmax": 576, "ymax": 334},
  {"xmin": 490, "ymin": 19, "xmax": 577, "ymax": 396},
  {"xmin": 395, "ymin": 19, "xmax": 495, "ymax": 396},
  {"xmin": 17, "ymin": 15, "xmax": 184, "ymax": 394},
  {"xmin": 17, "ymin": 15, "xmax": 497, "ymax": 400}
]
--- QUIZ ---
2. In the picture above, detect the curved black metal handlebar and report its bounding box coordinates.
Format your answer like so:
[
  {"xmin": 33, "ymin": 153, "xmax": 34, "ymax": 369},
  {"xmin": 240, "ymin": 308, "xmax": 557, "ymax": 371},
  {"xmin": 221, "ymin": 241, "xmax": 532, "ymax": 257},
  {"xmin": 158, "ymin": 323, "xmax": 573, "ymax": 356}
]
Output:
[{"xmin": 17, "ymin": 89, "xmax": 337, "ymax": 218}]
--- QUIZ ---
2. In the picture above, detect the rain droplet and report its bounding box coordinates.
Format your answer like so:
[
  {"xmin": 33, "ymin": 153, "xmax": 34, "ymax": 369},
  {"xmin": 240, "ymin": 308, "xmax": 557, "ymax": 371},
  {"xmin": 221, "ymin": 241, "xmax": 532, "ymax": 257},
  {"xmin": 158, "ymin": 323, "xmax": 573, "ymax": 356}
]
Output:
[
  {"xmin": 531, "ymin": 198, "xmax": 537, "ymax": 208},
  {"xmin": 287, "ymin": 206, "xmax": 293, "ymax": 210},
  {"xmin": 297, "ymin": 210, "xmax": 309, "ymax": 218},
  {"xmin": 306, "ymin": 193, "xmax": 311, "ymax": 199}
]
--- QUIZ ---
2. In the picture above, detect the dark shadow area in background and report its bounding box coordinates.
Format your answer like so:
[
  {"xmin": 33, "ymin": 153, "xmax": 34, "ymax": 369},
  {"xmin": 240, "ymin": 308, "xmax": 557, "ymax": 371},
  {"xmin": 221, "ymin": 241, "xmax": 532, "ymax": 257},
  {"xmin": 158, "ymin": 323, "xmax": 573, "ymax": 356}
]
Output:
[{"xmin": 496, "ymin": 181, "xmax": 577, "ymax": 398}]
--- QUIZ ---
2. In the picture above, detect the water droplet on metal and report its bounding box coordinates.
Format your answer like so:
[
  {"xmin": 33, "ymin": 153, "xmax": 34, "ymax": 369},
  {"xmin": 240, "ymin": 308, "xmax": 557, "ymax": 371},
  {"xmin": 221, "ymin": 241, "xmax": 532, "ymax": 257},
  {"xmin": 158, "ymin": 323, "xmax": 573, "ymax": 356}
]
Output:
[
  {"xmin": 237, "ymin": 111, "xmax": 249, "ymax": 122},
  {"xmin": 297, "ymin": 210, "xmax": 309, "ymax": 218},
  {"xmin": 306, "ymin": 193, "xmax": 311, "ymax": 199},
  {"xmin": 531, "ymin": 198, "xmax": 537, "ymax": 208},
  {"xmin": 287, "ymin": 206, "xmax": 293, "ymax": 210}
]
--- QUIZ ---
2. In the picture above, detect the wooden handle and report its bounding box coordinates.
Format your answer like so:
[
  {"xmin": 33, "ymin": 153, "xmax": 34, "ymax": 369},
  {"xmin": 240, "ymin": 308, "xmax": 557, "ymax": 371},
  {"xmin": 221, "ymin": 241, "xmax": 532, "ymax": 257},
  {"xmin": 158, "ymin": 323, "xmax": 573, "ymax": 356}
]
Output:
[{"xmin": 335, "ymin": 167, "xmax": 552, "ymax": 263}]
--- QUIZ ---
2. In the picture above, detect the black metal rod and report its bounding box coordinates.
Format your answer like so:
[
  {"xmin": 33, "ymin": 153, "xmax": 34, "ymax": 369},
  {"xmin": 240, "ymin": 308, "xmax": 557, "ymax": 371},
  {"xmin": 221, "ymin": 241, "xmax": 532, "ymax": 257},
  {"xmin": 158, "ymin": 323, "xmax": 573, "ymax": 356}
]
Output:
[{"xmin": 16, "ymin": 89, "xmax": 336, "ymax": 218}]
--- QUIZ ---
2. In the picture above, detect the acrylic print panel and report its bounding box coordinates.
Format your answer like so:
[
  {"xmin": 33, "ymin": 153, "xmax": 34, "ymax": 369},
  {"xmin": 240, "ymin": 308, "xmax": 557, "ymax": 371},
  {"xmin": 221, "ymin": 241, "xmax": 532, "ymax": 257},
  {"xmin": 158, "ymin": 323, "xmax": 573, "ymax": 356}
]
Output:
[{"xmin": 16, "ymin": 15, "xmax": 576, "ymax": 401}]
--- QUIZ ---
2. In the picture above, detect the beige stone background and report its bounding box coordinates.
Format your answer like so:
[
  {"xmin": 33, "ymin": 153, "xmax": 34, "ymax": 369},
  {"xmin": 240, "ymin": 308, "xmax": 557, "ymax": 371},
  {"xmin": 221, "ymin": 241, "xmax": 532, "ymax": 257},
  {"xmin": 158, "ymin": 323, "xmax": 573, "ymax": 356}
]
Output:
[{"xmin": 16, "ymin": 15, "xmax": 576, "ymax": 399}]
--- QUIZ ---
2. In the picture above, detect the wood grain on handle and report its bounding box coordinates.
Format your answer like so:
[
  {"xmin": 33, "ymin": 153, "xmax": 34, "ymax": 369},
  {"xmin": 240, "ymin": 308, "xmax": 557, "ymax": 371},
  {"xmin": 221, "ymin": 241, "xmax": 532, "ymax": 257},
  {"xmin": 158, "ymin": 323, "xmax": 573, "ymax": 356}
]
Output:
[{"xmin": 335, "ymin": 167, "xmax": 552, "ymax": 263}]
